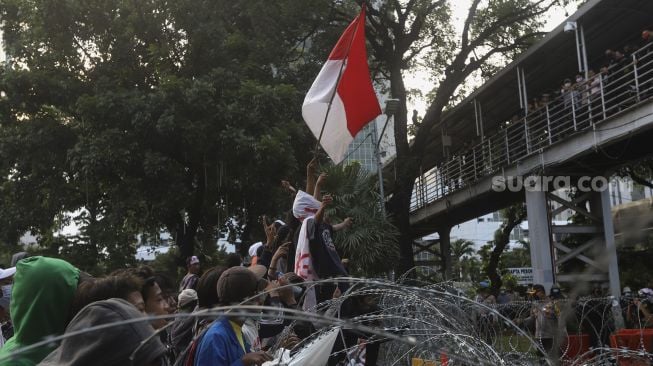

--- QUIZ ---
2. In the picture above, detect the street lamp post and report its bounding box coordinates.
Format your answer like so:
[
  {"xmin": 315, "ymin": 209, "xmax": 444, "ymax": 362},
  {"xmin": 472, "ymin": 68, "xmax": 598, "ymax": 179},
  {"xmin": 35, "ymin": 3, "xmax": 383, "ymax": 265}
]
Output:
[{"xmin": 375, "ymin": 99, "xmax": 400, "ymax": 215}]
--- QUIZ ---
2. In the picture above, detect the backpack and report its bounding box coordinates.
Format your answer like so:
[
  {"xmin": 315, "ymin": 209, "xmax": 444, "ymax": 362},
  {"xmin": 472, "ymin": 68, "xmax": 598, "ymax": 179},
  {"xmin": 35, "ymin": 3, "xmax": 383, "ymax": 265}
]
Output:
[{"xmin": 173, "ymin": 322, "xmax": 211, "ymax": 366}]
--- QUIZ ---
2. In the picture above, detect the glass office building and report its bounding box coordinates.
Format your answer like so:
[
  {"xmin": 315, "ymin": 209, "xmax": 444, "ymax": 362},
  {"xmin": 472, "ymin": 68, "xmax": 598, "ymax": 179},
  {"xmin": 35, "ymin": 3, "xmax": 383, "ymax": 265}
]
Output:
[{"xmin": 343, "ymin": 115, "xmax": 396, "ymax": 173}]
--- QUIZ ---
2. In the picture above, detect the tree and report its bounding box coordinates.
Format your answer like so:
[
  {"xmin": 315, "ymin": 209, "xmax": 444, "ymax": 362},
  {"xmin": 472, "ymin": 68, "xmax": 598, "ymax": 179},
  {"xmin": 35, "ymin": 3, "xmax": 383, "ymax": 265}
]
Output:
[
  {"xmin": 451, "ymin": 239, "xmax": 475, "ymax": 279},
  {"xmin": 0, "ymin": 0, "xmax": 340, "ymax": 269},
  {"xmin": 362, "ymin": 0, "xmax": 573, "ymax": 275},
  {"xmin": 484, "ymin": 204, "xmax": 527, "ymax": 293},
  {"xmin": 461, "ymin": 255, "xmax": 482, "ymax": 282},
  {"xmin": 618, "ymin": 160, "xmax": 653, "ymax": 190},
  {"xmin": 321, "ymin": 162, "xmax": 400, "ymax": 276},
  {"xmin": 501, "ymin": 239, "xmax": 531, "ymax": 268}
]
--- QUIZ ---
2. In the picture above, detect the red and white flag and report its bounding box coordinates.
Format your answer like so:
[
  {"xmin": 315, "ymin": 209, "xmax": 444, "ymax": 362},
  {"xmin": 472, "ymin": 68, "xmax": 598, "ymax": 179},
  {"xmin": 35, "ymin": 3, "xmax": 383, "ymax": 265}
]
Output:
[{"xmin": 302, "ymin": 6, "xmax": 381, "ymax": 164}]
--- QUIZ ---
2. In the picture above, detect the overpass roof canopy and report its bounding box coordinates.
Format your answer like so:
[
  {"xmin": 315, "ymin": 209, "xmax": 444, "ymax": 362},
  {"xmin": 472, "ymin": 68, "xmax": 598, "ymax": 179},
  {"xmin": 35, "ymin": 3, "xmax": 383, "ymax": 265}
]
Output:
[{"xmin": 416, "ymin": 0, "xmax": 653, "ymax": 171}]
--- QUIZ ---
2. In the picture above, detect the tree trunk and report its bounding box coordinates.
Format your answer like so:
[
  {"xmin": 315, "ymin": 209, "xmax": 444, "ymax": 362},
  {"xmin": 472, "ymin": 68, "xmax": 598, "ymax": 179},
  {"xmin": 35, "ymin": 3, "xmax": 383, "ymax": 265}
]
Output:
[
  {"xmin": 177, "ymin": 165, "xmax": 206, "ymax": 265},
  {"xmin": 487, "ymin": 204, "xmax": 526, "ymax": 295},
  {"xmin": 439, "ymin": 227, "xmax": 451, "ymax": 279},
  {"xmin": 386, "ymin": 63, "xmax": 419, "ymax": 276}
]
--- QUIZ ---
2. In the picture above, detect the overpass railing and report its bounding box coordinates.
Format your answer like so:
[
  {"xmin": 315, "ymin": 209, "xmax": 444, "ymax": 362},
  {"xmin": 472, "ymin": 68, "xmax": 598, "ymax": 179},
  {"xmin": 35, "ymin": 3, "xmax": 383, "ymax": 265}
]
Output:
[{"xmin": 411, "ymin": 43, "xmax": 653, "ymax": 212}]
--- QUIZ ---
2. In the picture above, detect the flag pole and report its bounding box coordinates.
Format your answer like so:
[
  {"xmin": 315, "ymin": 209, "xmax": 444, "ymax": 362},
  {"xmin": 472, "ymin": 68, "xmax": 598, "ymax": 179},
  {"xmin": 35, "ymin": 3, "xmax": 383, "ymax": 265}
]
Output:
[{"xmin": 313, "ymin": 5, "xmax": 367, "ymax": 158}]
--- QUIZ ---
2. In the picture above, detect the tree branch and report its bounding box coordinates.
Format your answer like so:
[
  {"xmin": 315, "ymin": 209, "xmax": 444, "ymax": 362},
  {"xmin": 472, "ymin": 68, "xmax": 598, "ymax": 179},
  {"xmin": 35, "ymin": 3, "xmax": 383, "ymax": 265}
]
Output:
[
  {"xmin": 461, "ymin": 0, "xmax": 482, "ymax": 49},
  {"xmin": 627, "ymin": 167, "xmax": 653, "ymax": 189}
]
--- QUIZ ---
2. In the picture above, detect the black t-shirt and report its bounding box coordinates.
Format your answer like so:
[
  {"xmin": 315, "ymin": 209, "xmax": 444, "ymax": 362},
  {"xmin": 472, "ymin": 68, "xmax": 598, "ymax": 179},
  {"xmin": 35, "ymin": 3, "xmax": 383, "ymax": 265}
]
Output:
[{"xmin": 306, "ymin": 218, "xmax": 347, "ymax": 279}]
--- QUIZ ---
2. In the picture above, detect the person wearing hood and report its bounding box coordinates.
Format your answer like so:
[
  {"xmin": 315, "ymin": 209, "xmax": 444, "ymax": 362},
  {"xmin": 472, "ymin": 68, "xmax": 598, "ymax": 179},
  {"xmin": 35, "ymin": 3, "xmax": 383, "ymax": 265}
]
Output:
[
  {"xmin": 0, "ymin": 257, "xmax": 80, "ymax": 366},
  {"xmin": 38, "ymin": 298, "xmax": 166, "ymax": 366}
]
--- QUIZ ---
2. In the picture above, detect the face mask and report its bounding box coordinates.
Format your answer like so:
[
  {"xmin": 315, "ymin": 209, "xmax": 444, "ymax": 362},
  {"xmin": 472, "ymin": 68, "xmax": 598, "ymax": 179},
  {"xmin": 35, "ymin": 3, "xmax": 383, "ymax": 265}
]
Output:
[{"xmin": 1, "ymin": 285, "xmax": 12, "ymax": 298}]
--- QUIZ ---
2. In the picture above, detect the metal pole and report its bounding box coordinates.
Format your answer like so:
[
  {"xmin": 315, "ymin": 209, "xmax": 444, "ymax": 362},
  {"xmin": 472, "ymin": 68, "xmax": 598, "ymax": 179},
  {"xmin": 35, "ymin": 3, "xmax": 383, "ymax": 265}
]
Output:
[
  {"xmin": 524, "ymin": 117, "xmax": 531, "ymax": 155},
  {"xmin": 474, "ymin": 99, "xmax": 480, "ymax": 137},
  {"xmin": 580, "ymin": 25, "xmax": 589, "ymax": 79},
  {"xmin": 546, "ymin": 104, "xmax": 553, "ymax": 143},
  {"xmin": 571, "ymin": 93, "xmax": 577, "ymax": 131},
  {"xmin": 599, "ymin": 74, "xmax": 607, "ymax": 120},
  {"xmin": 472, "ymin": 149, "xmax": 477, "ymax": 180},
  {"xmin": 521, "ymin": 68, "xmax": 529, "ymax": 115},
  {"xmin": 505, "ymin": 128, "xmax": 510, "ymax": 164},
  {"xmin": 633, "ymin": 53, "xmax": 641, "ymax": 102},
  {"xmin": 375, "ymin": 118, "xmax": 387, "ymax": 215},
  {"xmin": 488, "ymin": 139, "xmax": 493, "ymax": 172},
  {"xmin": 517, "ymin": 68, "xmax": 524, "ymax": 108},
  {"xmin": 600, "ymin": 187, "xmax": 621, "ymax": 300},
  {"xmin": 479, "ymin": 103, "xmax": 485, "ymax": 141},
  {"xmin": 574, "ymin": 25, "xmax": 583, "ymax": 73}
]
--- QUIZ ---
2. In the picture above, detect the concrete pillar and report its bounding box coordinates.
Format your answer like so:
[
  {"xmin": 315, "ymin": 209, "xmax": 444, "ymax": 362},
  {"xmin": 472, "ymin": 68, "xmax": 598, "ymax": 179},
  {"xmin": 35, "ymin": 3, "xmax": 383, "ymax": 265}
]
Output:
[
  {"xmin": 439, "ymin": 227, "xmax": 452, "ymax": 280},
  {"xmin": 599, "ymin": 189, "xmax": 621, "ymax": 297},
  {"xmin": 525, "ymin": 189, "xmax": 555, "ymax": 291}
]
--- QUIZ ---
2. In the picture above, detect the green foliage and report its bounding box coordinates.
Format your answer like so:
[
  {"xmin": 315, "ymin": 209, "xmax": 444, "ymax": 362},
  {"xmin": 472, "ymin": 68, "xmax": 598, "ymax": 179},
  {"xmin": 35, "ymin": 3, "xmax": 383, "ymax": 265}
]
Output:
[
  {"xmin": 320, "ymin": 162, "xmax": 400, "ymax": 277},
  {"xmin": 451, "ymin": 239, "xmax": 475, "ymax": 280},
  {"xmin": 0, "ymin": 0, "xmax": 341, "ymax": 266},
  {"xmin": 501, "ymin": 272, "xmax": 519, "ymax": 290}
]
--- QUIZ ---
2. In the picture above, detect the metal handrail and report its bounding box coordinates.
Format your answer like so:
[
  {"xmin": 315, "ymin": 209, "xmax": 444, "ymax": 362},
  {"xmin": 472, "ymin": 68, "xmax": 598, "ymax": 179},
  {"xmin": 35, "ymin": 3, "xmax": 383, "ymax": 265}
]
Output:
[{"xmin": 410, "ymin": 43, "xmax": 653, "ymax": 212}]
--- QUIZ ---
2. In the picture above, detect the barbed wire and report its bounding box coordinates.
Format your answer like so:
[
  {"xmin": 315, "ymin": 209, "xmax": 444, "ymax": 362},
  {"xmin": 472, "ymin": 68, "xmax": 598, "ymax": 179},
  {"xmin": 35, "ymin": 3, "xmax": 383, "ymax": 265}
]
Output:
[{"xmin": 3, "ymin": 276, "xmax": 652, "ymax": 365}]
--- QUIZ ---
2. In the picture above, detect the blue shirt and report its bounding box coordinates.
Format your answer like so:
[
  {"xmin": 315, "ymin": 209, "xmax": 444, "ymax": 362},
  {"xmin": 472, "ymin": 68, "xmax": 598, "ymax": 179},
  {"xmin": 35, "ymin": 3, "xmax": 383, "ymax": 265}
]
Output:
[{"xmin": 194, "ymin": 317, "xmax": 250, "ymax": 366}]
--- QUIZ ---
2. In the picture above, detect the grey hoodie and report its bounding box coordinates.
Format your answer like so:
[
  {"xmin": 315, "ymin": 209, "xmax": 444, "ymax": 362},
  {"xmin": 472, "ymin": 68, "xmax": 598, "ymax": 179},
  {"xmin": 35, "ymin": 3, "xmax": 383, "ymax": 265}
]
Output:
[{"xmin": 39, "ymin": 298, "xmax": 165, "ymax": 366}]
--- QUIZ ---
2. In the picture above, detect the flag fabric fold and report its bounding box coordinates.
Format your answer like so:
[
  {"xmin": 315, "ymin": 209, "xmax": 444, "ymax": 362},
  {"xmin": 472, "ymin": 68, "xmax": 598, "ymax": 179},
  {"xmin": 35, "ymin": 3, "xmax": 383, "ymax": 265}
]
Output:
[{"xmin": 302, "ymin": 6, "xmax": 382, "ymax": 164}]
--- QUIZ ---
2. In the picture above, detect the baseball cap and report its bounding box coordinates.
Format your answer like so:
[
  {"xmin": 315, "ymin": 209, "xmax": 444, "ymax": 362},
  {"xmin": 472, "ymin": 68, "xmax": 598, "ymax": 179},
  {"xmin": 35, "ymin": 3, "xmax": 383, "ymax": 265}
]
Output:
[
  {"xmin": 248, "ymin": 242, "xmax": 263, "ymax": 258},
  {"xmin": 248, "ymin": 264, "xmax": 267, "ymax": 280},
  {"xmin": 178, "ymin": 289, "xmax": 198, "ymax": 308},
  {"xmin": 528, "ymin": 284, "xmax": 545, "ymax": 294},
  {"xmin": 217, "ymin": 267, "xmax": 260, "ymax": 305},
  {"xmin": 0, "ymin": 267, "xmax": 16, "ymax": 280},
  {"xmin": 189, "ymin": 256, "xmax": 200, "ymax": 265}
]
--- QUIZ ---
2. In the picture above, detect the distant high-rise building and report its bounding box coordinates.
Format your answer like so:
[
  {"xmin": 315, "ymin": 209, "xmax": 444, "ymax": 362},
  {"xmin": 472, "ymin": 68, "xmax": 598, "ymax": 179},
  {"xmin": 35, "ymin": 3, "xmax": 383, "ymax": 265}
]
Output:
[{"xmin": 343, "ymin": 98, "xmax": 397, "ymax": 173}]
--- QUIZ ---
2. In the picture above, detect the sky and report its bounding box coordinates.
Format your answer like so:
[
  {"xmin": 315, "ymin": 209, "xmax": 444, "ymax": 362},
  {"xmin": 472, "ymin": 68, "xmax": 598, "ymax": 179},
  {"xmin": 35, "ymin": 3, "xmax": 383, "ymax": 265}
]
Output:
[{"xmin": 405, "ymin": 1, "xmax": 579, "ymax": 115}]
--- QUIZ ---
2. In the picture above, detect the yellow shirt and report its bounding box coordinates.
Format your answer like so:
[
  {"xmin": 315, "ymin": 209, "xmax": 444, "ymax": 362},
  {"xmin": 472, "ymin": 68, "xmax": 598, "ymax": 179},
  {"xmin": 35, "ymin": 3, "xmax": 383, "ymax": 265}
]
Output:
[{"xmin": 229, "ymin": 321, "xmax": 246, "ymax": 352}]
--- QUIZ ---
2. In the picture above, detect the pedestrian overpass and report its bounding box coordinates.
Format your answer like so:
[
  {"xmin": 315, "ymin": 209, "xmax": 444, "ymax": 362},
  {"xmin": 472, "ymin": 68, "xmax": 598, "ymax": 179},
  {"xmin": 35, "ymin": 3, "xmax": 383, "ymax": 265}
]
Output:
[{"xmin": 399, "ymin": 0, "xmax": 653, "ymax": 296}]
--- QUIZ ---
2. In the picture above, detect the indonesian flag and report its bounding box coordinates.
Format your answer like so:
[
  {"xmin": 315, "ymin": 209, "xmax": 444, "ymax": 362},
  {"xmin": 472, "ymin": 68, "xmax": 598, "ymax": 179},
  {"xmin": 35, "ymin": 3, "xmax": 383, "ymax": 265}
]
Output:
[{"xmin": 302, "ymin": 6, "xmax": 382, "ymax": 164}]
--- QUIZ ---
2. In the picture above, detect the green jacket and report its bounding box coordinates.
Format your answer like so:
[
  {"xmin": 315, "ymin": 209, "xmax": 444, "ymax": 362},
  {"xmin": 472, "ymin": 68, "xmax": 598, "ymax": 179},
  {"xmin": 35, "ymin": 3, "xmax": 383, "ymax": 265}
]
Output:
[{"xmin": 0, "ymin": 257, "xmax": 79, "ymax": 366}]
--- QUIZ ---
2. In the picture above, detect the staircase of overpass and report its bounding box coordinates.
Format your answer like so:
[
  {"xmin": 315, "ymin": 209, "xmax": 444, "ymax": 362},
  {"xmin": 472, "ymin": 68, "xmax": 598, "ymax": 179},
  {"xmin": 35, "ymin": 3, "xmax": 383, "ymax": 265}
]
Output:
[{"xmin": 407, "ymin": 41, "xmax": 653, "ymax": 296}]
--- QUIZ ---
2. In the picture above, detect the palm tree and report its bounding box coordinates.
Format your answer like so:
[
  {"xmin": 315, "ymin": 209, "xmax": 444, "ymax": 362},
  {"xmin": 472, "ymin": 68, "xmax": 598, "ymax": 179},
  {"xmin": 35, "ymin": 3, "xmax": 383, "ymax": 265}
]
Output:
[
  {"xmin": 460, "ymin": 256, "xmax": 481, "ymax": 282},
  {"xmin": 320, "ymin": 162, "xmax": 400, "ymax": 276},
  {"xmin": 451, "ymin": 239, "xmax": 475, "ymax": 279}
]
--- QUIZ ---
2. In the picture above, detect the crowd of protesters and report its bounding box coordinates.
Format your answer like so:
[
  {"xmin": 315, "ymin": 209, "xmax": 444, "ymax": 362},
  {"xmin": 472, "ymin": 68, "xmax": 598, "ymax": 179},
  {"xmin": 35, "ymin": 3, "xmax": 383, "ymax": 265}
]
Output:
[
  {"xmin": 0, "ymin": 28, "xmax": 651, "ymax": 366},
  {"xmin": 0, "ymin": 164, "xmax": 649, "ymax": 365},
  {"xmin": 0, "ymin": 157, "xmax": 377, "ymax": 366}
]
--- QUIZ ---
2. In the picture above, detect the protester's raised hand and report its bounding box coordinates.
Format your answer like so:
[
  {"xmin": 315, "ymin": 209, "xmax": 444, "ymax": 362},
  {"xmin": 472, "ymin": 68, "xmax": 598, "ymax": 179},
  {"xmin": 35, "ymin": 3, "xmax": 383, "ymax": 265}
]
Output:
[
  {"xmin": 277, "ymin": 276, "xmax": 296, "ymax": 305},
  {"xmin": 264, "ymin": 222, "xmax": 277, "ymax": 246},
  {"xmin": 307, "ymin": 157, "xmax": 317, "ymax": 174},
  {"xmin": 316, "ymin": 172, "xmax": 328, "ymax": 186},
  {"xmin": 272, "ymin": 242, "xmax": 290, "ymax": 261},
  {"xmin": 242, "ymin": 351, "xmax": 272, "ymax": 366},
  {"xmin": 343, "ymin": 217, "xmax": 353, "ymax": 229},
  {"xmin": 281, "ymin": 180, "xmax": 296, "ymax": 194}
]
